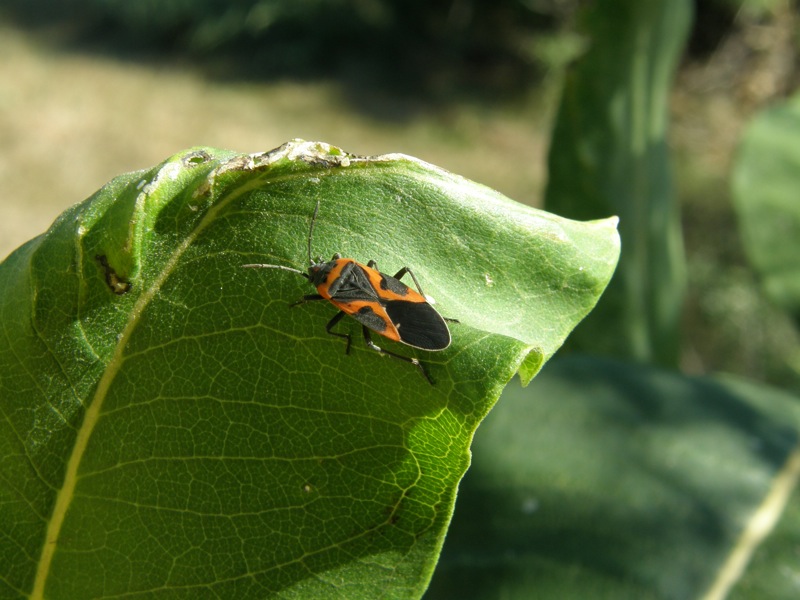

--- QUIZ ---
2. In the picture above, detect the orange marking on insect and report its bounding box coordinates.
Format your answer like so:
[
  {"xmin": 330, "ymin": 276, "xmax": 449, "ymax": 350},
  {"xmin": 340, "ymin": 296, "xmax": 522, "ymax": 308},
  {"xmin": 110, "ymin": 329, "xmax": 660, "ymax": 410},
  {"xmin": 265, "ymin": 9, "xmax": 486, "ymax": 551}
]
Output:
[{"xmin": 242, "ymin": 201, "xmax": 456, "ymax": 384}]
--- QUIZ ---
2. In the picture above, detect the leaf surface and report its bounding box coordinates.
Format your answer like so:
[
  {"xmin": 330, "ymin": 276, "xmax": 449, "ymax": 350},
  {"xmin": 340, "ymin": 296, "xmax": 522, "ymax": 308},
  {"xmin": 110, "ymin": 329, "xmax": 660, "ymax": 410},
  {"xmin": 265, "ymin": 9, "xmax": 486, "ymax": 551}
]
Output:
[{"xmin": 0, "ymin": 141, "xmax": 619, "ymax": 599}]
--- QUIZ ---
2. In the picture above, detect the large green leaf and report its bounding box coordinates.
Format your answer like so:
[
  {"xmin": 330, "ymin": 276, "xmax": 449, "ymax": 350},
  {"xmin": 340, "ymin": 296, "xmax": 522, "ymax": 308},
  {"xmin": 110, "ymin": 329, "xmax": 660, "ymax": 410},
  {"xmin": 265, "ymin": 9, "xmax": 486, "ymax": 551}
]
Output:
[
  {"xmin": 0, "ymin": 141, "xmax": 619, "ymax": 599},
  {"xmin": 733, "ymin": 93, "xmax": 800, "ymax": 317},
  {"xmin": 545, "ymin": 0, "xmax": 690, "ymax": 366},
  {"xmin": 428, "ymin": 356, "xmax": 800, "ymax": 599}
]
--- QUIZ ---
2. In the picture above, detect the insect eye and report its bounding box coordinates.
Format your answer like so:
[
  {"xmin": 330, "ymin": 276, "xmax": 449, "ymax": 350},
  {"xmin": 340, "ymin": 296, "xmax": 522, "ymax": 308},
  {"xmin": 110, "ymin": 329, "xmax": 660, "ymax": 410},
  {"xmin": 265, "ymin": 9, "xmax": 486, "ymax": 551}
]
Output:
[{"xmin": 332, "ymin": 253, "xmax": 342, "ymax": 260}]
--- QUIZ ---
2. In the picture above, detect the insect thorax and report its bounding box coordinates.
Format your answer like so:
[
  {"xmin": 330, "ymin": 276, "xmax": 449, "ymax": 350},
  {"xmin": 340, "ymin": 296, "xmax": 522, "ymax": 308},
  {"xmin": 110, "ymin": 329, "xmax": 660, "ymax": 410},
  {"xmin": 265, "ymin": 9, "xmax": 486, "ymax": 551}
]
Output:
[{"xmin": 308, "ymin": 260, "xmax": 338, "ymax": 288}]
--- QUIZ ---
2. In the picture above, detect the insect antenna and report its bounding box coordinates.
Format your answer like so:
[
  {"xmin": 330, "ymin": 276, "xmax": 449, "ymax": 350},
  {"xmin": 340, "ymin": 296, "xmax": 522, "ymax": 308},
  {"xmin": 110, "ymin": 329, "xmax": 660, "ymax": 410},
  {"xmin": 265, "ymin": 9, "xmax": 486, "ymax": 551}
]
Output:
[
  {"xmin": 242, "ymin": 201, "xmax": 321, "ymax": 278},
  {"xmin": 307, "ymin": 200, "xmax": 321, "ymax": 266},
  {"xmin": 241, "ymin": 263, "xmax": 308, "ymax": 278}
]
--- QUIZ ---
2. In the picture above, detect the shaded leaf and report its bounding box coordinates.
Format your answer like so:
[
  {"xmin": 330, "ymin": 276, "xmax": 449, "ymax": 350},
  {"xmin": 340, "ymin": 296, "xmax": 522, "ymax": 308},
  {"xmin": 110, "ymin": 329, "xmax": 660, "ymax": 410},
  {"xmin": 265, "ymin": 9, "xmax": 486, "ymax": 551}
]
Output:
[
  {"xmin": 428, "ymin": 355, "xmax": 800, "ymax": 599},
  {"xmin": 733, "ymin": 93, "xmax": 800, "ymax": 317},
  {"xmin": 545, "ymin": 0, "xmax": 691, "ymax": 366}
]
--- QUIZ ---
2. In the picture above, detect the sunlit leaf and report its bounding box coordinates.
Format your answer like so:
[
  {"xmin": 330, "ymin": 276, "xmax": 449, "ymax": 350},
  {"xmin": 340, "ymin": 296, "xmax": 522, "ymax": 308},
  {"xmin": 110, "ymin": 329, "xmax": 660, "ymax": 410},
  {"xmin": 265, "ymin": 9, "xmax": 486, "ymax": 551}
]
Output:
[{"xmin": 0, "ymin": 141, "xmax": 618, "ymax": 599}]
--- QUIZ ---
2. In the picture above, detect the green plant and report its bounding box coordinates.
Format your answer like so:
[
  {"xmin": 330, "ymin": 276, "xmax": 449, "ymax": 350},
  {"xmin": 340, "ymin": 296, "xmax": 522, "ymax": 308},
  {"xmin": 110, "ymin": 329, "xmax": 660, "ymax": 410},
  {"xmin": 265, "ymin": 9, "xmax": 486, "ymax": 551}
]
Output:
[
  {"xmin": 5, "ymin": 0, "xmax": 800, "ymax": 596},
  {"xmin": 0, "ymin": 142, "xmax": 618, "ymax": 598},
  {"xmin": 429, "ymin": 1, "xmax": 800, "ymax": 598},
  {"xmin": 733, "ymin": 94, "xmax": 800, "ymax": 320}
]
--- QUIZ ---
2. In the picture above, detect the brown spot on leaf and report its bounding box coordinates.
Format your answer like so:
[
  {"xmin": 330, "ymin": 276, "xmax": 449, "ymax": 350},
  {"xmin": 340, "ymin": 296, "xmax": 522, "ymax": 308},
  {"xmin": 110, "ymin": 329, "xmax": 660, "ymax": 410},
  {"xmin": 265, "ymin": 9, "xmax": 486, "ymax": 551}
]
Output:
[{"xmin": 96, "ymin": 255, "xmax": 131, "ymax": 295}]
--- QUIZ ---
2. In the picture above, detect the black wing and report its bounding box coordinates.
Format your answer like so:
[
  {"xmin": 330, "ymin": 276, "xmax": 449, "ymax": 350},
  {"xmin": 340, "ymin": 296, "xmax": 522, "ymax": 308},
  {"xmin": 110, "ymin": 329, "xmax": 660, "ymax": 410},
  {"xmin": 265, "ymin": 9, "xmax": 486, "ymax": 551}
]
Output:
[{"xmin": 384, "ymin": 300, "xmax": 451, "ymax": 350}]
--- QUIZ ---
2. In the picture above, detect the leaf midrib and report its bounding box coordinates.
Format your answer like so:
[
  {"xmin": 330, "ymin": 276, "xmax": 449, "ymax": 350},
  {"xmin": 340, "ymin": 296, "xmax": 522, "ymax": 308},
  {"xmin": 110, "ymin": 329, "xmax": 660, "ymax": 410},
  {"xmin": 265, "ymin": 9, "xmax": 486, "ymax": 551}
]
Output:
[{"xmin": 29, "ymin": 168, "xmax": 266, "ymax": 599}]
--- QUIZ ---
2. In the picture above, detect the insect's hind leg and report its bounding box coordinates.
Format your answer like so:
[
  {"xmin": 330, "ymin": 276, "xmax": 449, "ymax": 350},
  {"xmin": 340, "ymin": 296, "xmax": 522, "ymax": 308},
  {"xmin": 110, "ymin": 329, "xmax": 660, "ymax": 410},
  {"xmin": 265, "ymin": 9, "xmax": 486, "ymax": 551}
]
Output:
[{"xmin": 361, "ymin": 326, "xmax": 434, "ymax": 385}]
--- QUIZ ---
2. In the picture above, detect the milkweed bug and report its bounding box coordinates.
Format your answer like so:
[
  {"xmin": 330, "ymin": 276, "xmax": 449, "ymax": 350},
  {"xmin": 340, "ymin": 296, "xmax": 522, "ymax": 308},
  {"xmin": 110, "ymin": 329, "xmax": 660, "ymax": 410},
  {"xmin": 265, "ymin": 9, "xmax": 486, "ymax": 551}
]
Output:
[{"xmin": 243, "ymin": 201, "xmax": 455, "ymax": 384}]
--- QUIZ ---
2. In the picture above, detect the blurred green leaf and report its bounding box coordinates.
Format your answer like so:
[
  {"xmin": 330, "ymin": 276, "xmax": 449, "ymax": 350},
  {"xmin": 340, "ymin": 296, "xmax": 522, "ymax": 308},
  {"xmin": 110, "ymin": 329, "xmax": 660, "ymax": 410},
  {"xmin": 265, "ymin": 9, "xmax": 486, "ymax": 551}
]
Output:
[
  {"xmin": 545, "ymin": 0, "xmax": 691, "ymax": 366},
  {"xmin": 733, "ymin": 93, "xmax": 800, "ymax": 317},
  {"xmin": 724, "ymin": 0, "xmax": 790, "ymax": 17},
  {"xmin": 0, "ymin": 141, "xmax": 618, "ymax": 599},
  {"xmin": 729, "ymin": 466, "xmax": 800, "ymax": 599},
  {"xmin": 428, "ymin": 355, "xmax": 800, "ymax": 599}
]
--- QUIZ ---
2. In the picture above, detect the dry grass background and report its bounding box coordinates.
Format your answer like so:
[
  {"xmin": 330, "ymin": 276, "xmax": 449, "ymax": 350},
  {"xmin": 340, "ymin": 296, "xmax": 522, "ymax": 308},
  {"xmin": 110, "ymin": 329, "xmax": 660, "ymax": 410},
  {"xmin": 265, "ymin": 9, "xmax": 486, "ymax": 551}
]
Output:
[
  {"xmin": 0, "ymin": 20, "xmax": 547, "ymax": 260},
  {"xmin": 2, "ymin": 7, "xmax": 798, "ymax": 384}
]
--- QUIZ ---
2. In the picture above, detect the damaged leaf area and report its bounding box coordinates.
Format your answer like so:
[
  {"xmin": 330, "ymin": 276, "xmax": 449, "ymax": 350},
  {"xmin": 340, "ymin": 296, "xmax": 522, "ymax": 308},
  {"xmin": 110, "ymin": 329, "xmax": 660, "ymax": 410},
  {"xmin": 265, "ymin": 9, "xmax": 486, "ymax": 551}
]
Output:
[{"xmin": 0, "ymin": 140, "xmax": 618, "ymax": 599}]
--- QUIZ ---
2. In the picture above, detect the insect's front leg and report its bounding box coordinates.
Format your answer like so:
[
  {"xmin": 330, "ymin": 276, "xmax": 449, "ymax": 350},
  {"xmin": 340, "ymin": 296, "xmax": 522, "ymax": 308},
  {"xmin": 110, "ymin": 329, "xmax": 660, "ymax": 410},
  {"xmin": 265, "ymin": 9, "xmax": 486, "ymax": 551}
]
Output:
[
  {"xmin": 290, "ymin": 296, "xmax": 352, "ymax": 353},
  {"xmin": 290, "ymin": 294, "xmax": 326, "ymax": 307}
]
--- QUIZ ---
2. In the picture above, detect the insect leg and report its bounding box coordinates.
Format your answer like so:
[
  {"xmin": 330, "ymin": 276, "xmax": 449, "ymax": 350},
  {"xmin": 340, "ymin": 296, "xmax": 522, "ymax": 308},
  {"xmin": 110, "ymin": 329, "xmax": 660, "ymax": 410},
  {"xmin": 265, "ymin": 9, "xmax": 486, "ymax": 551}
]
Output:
[
  {"xmin": 375, "ymin": 263, "xmax": 460, "ymax": 324},
  {"xmin": 290, "ymin": 294, "xmax": 326, "ymax": 307},
  {"xmin": 367, "ymin": 260, "xmax": 431, "ymax": 299},
  {"xmin": 290, "ymin": 295, "xmax": 352, "ymax": 353},
  {"xmin": 325, "ymin": 311, "xmax": 352, "ymax": 354},
  {"xmin": 387, "ymin": 266, "xmax": 426, "ymax": 297},
  {"xmin": 361, "ymin": 326, "xmax": 433, "ymax": 385}
]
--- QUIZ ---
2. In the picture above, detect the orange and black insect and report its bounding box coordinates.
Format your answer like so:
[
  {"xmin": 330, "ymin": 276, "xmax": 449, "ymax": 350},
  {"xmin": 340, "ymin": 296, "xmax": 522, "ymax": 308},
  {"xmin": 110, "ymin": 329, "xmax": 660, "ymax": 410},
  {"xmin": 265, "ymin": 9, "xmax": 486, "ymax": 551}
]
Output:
[{"xmin": 243, "ymin": 201, "xmax": 454, "ymax": 384}]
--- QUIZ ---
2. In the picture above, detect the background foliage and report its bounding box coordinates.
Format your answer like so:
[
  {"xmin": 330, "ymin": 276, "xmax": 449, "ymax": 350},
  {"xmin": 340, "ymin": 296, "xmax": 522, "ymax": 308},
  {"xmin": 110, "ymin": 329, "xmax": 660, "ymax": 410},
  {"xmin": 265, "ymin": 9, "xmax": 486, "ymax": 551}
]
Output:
[
  {"xmin": 2, "ymin": 0, "xmax": 800, "ymax": 597},
  {"xmin": 2, "ymin": 0, "xmax": 576, "ymax": 100}
]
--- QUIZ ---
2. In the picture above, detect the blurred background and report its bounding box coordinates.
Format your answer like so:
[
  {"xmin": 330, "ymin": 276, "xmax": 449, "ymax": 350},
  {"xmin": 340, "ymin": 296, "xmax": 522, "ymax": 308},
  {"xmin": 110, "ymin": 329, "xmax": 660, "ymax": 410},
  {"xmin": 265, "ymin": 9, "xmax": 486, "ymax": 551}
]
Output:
[{"xmin": 0, "ymin": 0, "xmax": 797, "ymax": 389}]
